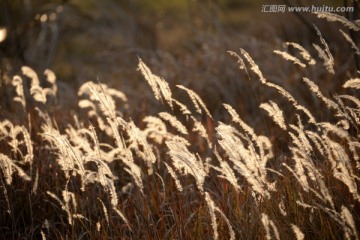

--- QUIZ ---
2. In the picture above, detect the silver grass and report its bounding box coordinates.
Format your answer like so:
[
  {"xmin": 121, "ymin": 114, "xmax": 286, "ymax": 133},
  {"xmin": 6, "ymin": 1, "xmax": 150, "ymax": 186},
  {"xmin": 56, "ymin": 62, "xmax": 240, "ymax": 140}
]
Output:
[
  {"xmin": 265, "ymin": 82, "xmax": 317, "ymax": 124},
  {"xmin": 240, "ymin": 48, "xmax": 267, "ymax": 83},
  {"xmin": 0, "ymin": 153, "xmax": 31, "ymax": 185},
  {"xmin": 7, "ymin": 124, "xmax": 25, "ymax": 153},
  {"xmin": 171, "ymin": 135, "xmax": 191, "ymax": 146},
  {"xmin": 87, "ymin": 158, "xmax": 116, "ymax": 192},
  {"xmin": 191, "ymin": 116, "xmax": 211, "ymax": 145},
  {"xmin": 261, "ymin": 213, "xmax": 271, "ymax": 240},
  {"xmin": 96, "ymin": 222, "xmax": 101, "ymax": 232},
  {"xmin": 216, "ymin": 123, "xmax": 273, "ymax": 198},
  {"xmin": 159, "ymin": 112, "xmax": 188, "ymax": 135},
  {"xmin": 176, "ymin": 85, "xmax": 212, "ymax": 119},
  {"xmin": 42, "ymin": 126, "xmax": 85, "ymax": 179},
  {"xmin": 72, "ymin": 214, "xmax": 89, "ymax": 222},
  {"xmin": 21, "ymin": 66, "xmax": 40, "ymax": 85},
  {"xmin": 78, "ymin": 99, "xmax": 98, "ymax": 117},
  {"xmin": 340, "ymin": 29, "xmax": 360, "ymax": 55},
  {"xmin": 113, "ymin": 207, "xmax": 130, "ymax": 226},
  {"xmin": 155, "ymin": 171, "xmax": 166, "ymax": 193},
  {"xmin": 106, "ymin": 88, "xmax": 128, "ymax": 102},
  {"xmin": 142, "ymin": 116, "xmax": 169, "ymax": 144},
  {"xmin": 313, "ymin": 44, "xmax": 334, "ymax": 74},
  {"xmin": 223, "ymin": 104, "xmax": 257, "ymax": 141},
  {"xmin": 212, "ymin": 149, "xmax": 242, "ymax": 192},
  {"xmin": 40, "ymin": 230, "xmax": 46, "ymax": 240},
  {"xmin": 283, "ymin": 160, "xmax": 310, "ymax": 193},
  {"xmin": 260, "ymin": 100, "xmax": 287, "ymax": 130},
  {"xmin": 172, "ymin": 98, "xmax": 192, "ymax": 116},
  {"xmin": 312, "ymin": 26, "xmax": 334, "ymax": 74},
  {"xmin": 89, "ymin": 124, "xmax": 101, "ymax": 157},
  {"xmin": 341, "ymin": 206, "xmax": 359, "ymax": 240},
  {"xmin": 286, "ymin": 42, "xmax": 316, "ymax": 65},
  {"xmin": 78, "ymin": 81, "xmax": 127, "ymax": 104},
  {"xmin": 273, "ymin": 50, "xmax": 306, "ymax": 68},
  {"xmin": 314, "ymin": 25, "xmax": 334, "ymax": 63},
  {"xmin": 296, "ymin": 201, "xmax": 315, "ymax": 210},
  {"xmin": 121, "ymin": 182, "xmax": 134, "ymax": 194},
  {"xmin": 62, "ymin": 190, "xmax": 77, "ymax": 213},
  {"xmin": 324, "ymin": 137, "xmax": 359, "ymax": 202},
  {"xmin": 87, "ymin": 82, "xmax": 117, "ymax": 120},
  {"xmin": 339, "ymin": 95, "xmax": 360, "ymax": 109},
  {"xmin": 44, "ymin": 69, "xmax": 57, "ymax": 97},
  {"xmin": 314, "ymin": 203, "xmax": 344, "ymax": 226},
  {"xmin": 261, "ymin": 213, "xmax": 280, "ymax": 240},
  {"xmin": 278, "ymin": 199, "xmax": 287, "ymax": 216},
  {"xmin": 106, "ymin": 177, "xmax": 119, "ymax": 207},
  {"xmin": 205, "ymin": 192, "xmax": 235, "ymax": 240},
  {"xmin": 68, "ymin": 127, "xmax": 96, "ymax": 155},
  {"xmin": 108, "ymin": 118, "xmax": 125, "ymax": 151},
  {"xmin": 44, "ymin": 69, "xmax": 56, "ymax": 84},
  {"xmin": 216, "ymin": 209, "xmax": 236, "ymax": 240},
  {"xmin": 319, "ymin": 122, "xmax": 350, "ymax": 140},
  {"xmin": 47, "ymin": 190, "xmax": 76, "ymax": 225},
  {"xmin": 285, "ymin": 139, "xmax": 334, "ymax": 206},
  {"xmin": 289, "ymin": 122, "xmax": 313, "ymax": 156},
  {"xmin": 205, "ymin": 192, "xmax": 219, "ymax": 240},
  {"xmin": 257, "ymin": 135, "xmax": 274, "ymax": 160},
  {"xmin": 0, "ymin": 119, "xmax": 14, "ymax": 136},
  {"xmin": 118, "ymin": 149, "xmax": 144, "ymax": 194},
  {"xmin": 166, "ymin": 139, "xmax": 207, "ymax": 193},
  {"xmin": 22, "ymin": 126, "xmax": 34, "ymax": 164},
  {"xmin": 305, "ymin": 130, "xmax": 326, "ymax": 156},
  {"xmin": 302, "ymin": 77, "xmax": 338, "ymax": 109},
  {"xmin": 315, "ymin": 203, "xmax": 358, "ymax": 240},
  {"xmin": 30, "ymin": 85, "xmax": 47, "ymax": 103},
  {"xmin": 138, "ymin": 58, "xmax": 173, "ymax": 108},
  {"xmin": 128, "ymin": 121, "xmax": 157, "ymax": 165},
  {"xmin": 343, "ymin": 78, "xmax": 360, "ymax": 89},
  {"xmin": 315, "ymin": 12, "xmax": 360, "ymax": 31},
  {"xmin": 291, "ymin": 224, "xmax": 305, "ymax": 240},
  {"xmin": 223, "ymin": 104, "xmax": 273, "ymax": 160},
  {"xmin": 32, "ymin": 168, "xmax": 39, "ymax": 194},
  {"xmin": 12, "ymin": 75, "xmax": 26, "ymax": 109},
  {"xmin": 164, "ymin": 162, "xmax": 183, "ymax": 192},
  {"xmin": 137, "ymin": 58, "xmax": 161, "ymax": 100},
  {"xmin": 22, "ymin": 66, "xmax": 47, "ymax": 103},
  {"xmin": 227, "ymin": 50, "xmax": 249, "ymax": 78},
  {"xmin": 333, "ymin": 96, "xmax": 359, "ymax": 127},
  {"xmin": 349, "ymin": 141, "xmax": 360, "ymax": 164}
]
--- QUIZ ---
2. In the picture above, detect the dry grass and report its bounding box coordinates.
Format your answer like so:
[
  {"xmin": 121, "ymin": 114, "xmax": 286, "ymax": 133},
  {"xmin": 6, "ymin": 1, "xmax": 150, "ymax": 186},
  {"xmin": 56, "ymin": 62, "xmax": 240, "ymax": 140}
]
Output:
[{"xmin": 0, "ymin": 12, "xmax": 360, "ymax": 240}]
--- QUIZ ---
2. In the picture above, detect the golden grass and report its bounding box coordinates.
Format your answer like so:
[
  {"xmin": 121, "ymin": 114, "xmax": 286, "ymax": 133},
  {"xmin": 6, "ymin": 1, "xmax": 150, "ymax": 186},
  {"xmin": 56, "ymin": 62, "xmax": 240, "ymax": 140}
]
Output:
[{"xmin": 0, "ymin": 13, "xmax": 359, "ymax": 240}]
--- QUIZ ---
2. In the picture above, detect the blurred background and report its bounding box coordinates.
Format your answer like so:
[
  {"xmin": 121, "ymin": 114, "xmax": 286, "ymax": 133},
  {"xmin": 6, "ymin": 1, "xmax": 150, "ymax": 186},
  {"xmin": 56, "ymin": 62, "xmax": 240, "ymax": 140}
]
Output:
[
  {"xmin": 0, "ymin": 0, "xmax": 347, "ymax": 75},
  {"xmin": 0, "ymin": 0, "xmax": 358, "ymax": 122}
]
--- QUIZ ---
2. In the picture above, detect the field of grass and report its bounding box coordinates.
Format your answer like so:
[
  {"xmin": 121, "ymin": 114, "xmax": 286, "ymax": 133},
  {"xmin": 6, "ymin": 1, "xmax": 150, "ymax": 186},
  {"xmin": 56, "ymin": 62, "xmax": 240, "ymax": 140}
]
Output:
[{"xmin": 1, "ymin": 1, "xmax": 360, "ymax": 239}]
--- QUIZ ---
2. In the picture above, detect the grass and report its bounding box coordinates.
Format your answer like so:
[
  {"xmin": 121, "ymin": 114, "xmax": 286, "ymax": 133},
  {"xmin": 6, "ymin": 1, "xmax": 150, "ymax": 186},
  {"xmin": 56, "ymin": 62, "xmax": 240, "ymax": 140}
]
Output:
[{"xmin": 0, "ymin": 5, "xmax": 360, "ymax": 240}]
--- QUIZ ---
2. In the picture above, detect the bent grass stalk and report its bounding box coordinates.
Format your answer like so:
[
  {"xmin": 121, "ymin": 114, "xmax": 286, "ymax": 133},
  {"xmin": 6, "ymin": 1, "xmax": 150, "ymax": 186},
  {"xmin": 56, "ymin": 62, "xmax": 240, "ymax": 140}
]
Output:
[{"xmin": 1, "ymin": 14, "xmax": 360, "ymax": 239}]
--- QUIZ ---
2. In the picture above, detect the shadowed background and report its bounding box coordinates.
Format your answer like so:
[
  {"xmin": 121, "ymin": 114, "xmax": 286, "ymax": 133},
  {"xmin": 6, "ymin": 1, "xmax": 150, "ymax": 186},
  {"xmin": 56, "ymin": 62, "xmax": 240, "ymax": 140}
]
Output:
[{"xmin": 0, "ymin": 0, "xmax": 358, "ymax": 123}]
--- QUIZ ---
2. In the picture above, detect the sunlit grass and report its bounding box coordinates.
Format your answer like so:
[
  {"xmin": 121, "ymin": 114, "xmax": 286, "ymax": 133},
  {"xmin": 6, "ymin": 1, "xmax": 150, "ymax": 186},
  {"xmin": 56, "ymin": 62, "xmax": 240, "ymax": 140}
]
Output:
[{"xmin": 0, "ymin": 5, "xmax": 359, "ymax": 240}]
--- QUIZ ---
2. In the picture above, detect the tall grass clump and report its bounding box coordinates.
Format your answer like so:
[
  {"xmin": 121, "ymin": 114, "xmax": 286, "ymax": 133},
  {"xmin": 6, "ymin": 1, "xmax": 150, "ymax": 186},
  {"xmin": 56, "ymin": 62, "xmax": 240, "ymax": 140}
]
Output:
[{"xmin": 0, "ymin": 12, "xmax": 359, "ymax": 239}]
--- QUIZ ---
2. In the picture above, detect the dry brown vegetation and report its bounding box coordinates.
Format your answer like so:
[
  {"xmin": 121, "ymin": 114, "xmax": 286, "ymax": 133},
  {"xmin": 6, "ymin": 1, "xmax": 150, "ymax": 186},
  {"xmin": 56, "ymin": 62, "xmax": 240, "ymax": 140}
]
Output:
[{"xmin": 1, "ymin": 2, "xmax": 360, "ymax": 239}]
